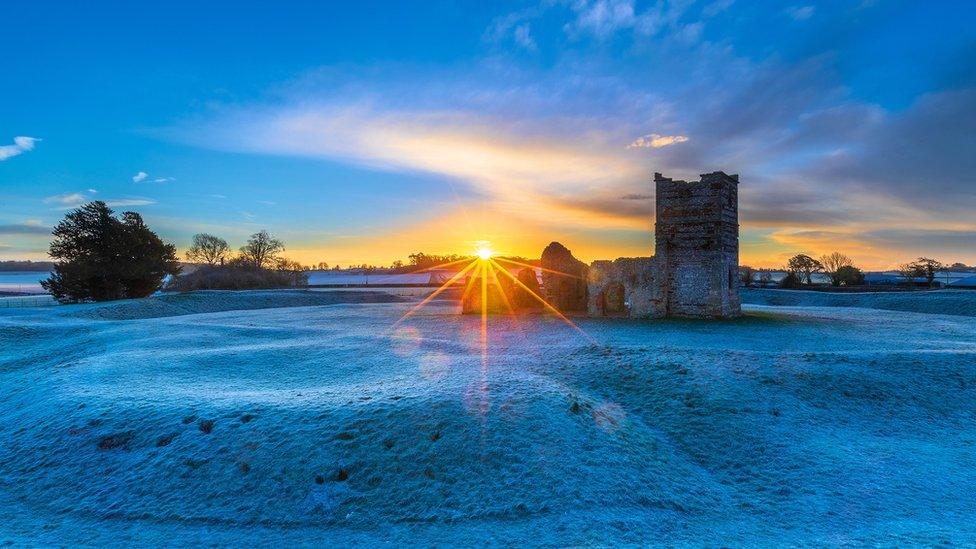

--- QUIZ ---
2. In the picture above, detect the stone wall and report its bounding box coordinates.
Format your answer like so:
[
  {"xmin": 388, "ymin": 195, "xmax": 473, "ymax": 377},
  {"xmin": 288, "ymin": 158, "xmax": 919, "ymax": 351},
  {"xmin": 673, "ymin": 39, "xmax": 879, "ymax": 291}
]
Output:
[{"xmin": 586, "ymin": 257, "xmax": 660, "ymax": 318}]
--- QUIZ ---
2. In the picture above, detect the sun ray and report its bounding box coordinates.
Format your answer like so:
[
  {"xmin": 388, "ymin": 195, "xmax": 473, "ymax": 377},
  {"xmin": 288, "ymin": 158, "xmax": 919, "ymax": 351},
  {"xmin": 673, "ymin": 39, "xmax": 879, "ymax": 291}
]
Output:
[
  {"xmin": 486, "ymin": 260, "xmax": 516, "ymax": 315},
  {"xmin": 489, "ymin": 258, "xmax": 595, "ymax": 343},
  {"xmin": 494, "ymin": 256, "xmax": 584, "ymax": 280},
  {"xmin": 394, "ymin": 259, "xmax": 478, "ymax": 326},
  {"xmin": 405, "ymin": 256, "xmax": 476, "ymax": 275},
  {"xmin": 481, "ymin": 260, "xmax": 488, "ymax": 344},
  {"xmin": 460, "ymin": 265, "xmax": 480, "ymax": 304}
]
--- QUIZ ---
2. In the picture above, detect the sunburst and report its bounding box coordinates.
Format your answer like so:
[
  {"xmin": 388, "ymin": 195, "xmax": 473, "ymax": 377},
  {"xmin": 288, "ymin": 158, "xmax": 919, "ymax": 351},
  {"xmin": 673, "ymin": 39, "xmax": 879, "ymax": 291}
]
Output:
[{"xmin": 393, "ymin": 242, "xmax": 592, "ymax": 342}]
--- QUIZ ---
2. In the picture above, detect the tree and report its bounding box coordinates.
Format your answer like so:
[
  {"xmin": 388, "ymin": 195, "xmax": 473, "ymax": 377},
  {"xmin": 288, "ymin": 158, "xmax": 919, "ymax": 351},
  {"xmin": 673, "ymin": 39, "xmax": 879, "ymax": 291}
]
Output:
[
  {"xmin": 274, "ymin": 258, "xmax": 305, "ymax": 272},
  {"xmin": 758, "ymin": 269, "xmax": 773, "ymax": 287},
  {"xmin": 407, "ymin": 252, "xmax": 468, "ymax": 269},
  {"xmin": 41, "ymin": 201, "xmax": 180, "ymax": 303},
  {"xmin": 819, "ymin": 252, "xmax": 854, "ymax": 286},
  {"xmin": 835, "ymin": 265, "xmax": 865, "ymax": 286},
  {"xmin": 898, "ymin": 262, "xmax": 923, "ymax": 289},
  {"xmin": 185, "ymin": 233, "xmax": 230, "ymax": 265},
  {"xmin": 239, "ymin": 230, "xmax": 285, "ymax": 268},
  {"xmin": 362, "ymin": 265, "xmax": 377, "ymax": 285},
  {"xmin": 739, "ymin": 266, "xmax": 755, "ymax": 287},
  {"xmin": 778, "ymin": 271, "xmax": 802, "ymax": 288},
  {"xmin": 908, "ymin": 257, "xmax": 944, "ymax": 287},
  {"xmin": 315, "ymin": 261, "xmax": 330, "ymax": 270},
  {"xmin": 786, "ymin": 254, "xmax": 824, "ymax": 285}
]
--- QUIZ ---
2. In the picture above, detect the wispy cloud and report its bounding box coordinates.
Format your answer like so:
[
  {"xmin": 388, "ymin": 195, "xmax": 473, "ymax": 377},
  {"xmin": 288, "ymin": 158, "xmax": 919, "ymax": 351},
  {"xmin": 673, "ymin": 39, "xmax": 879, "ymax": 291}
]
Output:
[
  {"xmin": 563, "ymin": 0, "xmax": 693, "ymax": 40},
  {"xmin": 179, "ymin": 101, "xmax": 647, "ymax": 230},
  {"xmin": 627, "ymin": 133, "xmax": 689, "ymax": 149},
  {"xmin": 43, "ymin": 193, "xmax": 87, "ymax": 206},
  {"xmin": 105, "ymin": 198, "xmax": 155, "ymax": 207},
  {"xmin": 565, "ymin": 0, "xmax": 641, "ymax": 38},
  {"xmin": 43, "ymin": 191, "xmax": 154, "ymax": 209},
  {"xmin": 0, "ymin": 136, "xmax": 40, "ymax": 161},
  {"xmin": 787, "ymin": 5, "xmax": 815, "ymax": 21},
  {"xmin": 702, "ymin": 0, "xmax": 734, "ymax": 18},
  {"xmin": 483, "ymin": 5, "xmax": 544, "ymax": 50},
  {"xmin": 513, "ymin": 24, "xmax": 537, "ymax": 51},
  {"xmin": 0, "ymin": 221, "xmax": 51, "ymax": 236},
  {"xmin": 163, "ymin": 4, "xmax": 976, "ymax": 268},
  {"xmin": 133, "ymin": 171, "xmax": 173, "ymax": 183}
]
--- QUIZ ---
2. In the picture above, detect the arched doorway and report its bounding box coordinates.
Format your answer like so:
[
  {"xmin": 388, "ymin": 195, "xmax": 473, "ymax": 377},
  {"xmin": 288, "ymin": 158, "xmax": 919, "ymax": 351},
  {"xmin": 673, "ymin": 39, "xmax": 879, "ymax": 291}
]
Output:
[{"xmin": 602, "ymin": 283, "xmax": 627, "ymax": 315}]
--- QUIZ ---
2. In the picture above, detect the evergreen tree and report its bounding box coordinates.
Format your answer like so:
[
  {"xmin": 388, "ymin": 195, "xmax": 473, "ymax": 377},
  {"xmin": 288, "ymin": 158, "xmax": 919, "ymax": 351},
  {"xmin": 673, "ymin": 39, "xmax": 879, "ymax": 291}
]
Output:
[{"xmin": 42, "ymin": 201, "xmax": 180, "ymax": 303}]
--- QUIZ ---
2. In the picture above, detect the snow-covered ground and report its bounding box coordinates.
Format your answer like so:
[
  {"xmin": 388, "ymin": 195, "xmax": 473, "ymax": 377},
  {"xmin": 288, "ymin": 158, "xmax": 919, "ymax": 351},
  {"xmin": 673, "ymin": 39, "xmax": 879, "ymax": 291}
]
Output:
[
  {"xmin": 2, "ymin": 289, "xmax": 976, "ymax": 546},
  {"xmin": 743, "ymin": 287, "xmax": 976, "ymax": 317}
]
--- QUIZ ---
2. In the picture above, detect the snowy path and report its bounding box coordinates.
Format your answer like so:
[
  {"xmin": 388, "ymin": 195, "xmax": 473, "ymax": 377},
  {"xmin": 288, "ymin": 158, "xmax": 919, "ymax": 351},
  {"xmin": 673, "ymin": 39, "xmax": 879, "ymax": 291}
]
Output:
[{"xmin": 1, "ymin": 290, "xmax": 976, "ymax": 546}]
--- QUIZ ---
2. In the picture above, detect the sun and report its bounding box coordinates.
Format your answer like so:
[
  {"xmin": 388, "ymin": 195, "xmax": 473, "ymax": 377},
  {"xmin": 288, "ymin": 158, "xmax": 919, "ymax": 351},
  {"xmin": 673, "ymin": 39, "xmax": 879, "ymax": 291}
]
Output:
[{"xmin": 476, "ymin": 247, "xmax": 494, "ymax": 260}]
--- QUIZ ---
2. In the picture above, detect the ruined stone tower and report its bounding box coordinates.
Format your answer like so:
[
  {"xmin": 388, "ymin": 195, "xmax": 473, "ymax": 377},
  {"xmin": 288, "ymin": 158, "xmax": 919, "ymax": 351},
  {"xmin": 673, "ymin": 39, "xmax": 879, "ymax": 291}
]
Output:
[
  {"xmin": 654, "ymin": 171, "xmax": 740, "ymax": 318},
  {"xmin": 514, "ymin": 169, "xmax": 741, "ymax": 320}
]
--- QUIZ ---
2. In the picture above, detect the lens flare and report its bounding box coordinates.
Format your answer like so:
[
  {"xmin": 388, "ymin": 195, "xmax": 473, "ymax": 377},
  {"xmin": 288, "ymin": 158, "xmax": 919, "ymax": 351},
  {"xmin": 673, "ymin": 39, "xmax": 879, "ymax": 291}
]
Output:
[{"xmin": 391, "ymin": 243, "xmax": 595, "ymax": 419}]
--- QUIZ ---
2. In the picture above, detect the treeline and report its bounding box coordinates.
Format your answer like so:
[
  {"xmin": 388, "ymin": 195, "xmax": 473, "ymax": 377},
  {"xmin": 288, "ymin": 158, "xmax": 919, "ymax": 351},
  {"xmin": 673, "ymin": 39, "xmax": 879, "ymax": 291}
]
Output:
[
  {"xmin": 167, "ymin": 231, "xmax": 308, "ymax": 292},
  {"xmin": 0, "ymin": 260, "xmax": 54, "ymax": 272},
  {"xmin": 742, "ymin": 252, "xmax": 966, "ymax": 289},
  {"xmin": 311, "ymin": 253, "xmax": 538, "ymax": 274},
  {"xmin": 39, "ymin": 201, "xmax": 311, "ymax": 303}
]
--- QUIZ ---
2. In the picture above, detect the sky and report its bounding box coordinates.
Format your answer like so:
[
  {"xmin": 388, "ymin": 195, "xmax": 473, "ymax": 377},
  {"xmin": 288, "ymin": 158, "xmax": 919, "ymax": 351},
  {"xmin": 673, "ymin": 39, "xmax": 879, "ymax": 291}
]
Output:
[{"xmin": 1, "ymin": 0, "xmax": 975, "ymax": 269}]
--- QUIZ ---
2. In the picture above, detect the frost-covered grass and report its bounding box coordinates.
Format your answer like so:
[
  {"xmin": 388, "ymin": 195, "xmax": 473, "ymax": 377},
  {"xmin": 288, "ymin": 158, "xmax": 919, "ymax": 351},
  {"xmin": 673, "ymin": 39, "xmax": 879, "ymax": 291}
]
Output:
[
  {"xmin": 2, "ymin": 290, "xmax": 976, "ymax": 546},
  {"xmin": 744, "ymin": 287, "xmax": 976, "ymax": 318}
]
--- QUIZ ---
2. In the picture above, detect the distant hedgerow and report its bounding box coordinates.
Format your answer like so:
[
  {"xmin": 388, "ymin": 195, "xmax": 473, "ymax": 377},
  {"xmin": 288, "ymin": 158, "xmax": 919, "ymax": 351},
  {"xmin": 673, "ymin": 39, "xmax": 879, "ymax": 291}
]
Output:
[{"xmin": 164, "ymin": 264, "xmax": 308, "ymax": 292}]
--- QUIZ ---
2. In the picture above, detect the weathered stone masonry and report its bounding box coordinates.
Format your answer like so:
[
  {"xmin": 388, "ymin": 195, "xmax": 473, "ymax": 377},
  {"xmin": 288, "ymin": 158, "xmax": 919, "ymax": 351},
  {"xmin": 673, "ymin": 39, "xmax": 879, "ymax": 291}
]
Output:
[
  {"xmin": 465, "ymin": 169, "xmax": 741, "ymax": 319},
  {"xmin": 584, "ymin": 171, "xmax": 741, "ymax": 319}
]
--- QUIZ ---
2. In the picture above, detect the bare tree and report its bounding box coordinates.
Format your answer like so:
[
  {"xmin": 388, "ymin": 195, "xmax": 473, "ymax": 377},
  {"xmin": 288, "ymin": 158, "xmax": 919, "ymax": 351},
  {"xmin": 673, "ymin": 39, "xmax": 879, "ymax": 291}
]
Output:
[
  {"xmin": 758, "ymin": 269, "xmax": 773, "ymax": 287},
  {"xmin": 898, "ymin": 262, "xmax": 922, "ymax": 289},
  {"xmin": 186, "ymin": 233, "xmax": 230, "ymax": 266},
  {"xmin": 787, "ymin": 254, "xmax": 824, "ymax": 285},
  {"xmin": 819, "ymin": 252, "xmax": 854, "ymax": 286},
  {"xmin": 239, "ymin": 230, "xmax": 285, "ymax": 268}
]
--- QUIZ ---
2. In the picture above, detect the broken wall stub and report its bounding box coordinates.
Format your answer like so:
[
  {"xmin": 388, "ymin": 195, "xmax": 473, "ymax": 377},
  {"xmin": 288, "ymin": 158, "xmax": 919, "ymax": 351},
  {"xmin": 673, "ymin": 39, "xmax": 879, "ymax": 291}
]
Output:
[
  {"xmin": 540, "ymin": 242, "xmax": 589, "ymax": 312},
  {"xmin": 511, "ymin": 267, "xmax": 543, "ymax": 310},
  {"xmin": 461, "ymin": 266, "xmax": 543, "ymax": 314},
  {"xmin": 460, "ymin": 273, "xmax": 513, "ymax": 314}
]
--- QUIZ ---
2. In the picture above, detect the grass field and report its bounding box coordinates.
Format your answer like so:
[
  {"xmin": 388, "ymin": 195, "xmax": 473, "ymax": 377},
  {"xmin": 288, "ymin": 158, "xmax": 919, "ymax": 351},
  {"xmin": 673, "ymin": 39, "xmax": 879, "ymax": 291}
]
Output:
[{"xmin": 1, "ymin": 290, "xmax": 975, "ymax": 546}]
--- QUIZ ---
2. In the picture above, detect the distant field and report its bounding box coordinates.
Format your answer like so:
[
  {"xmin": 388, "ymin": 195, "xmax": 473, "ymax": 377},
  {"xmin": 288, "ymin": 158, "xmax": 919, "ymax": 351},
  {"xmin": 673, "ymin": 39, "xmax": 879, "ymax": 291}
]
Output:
[
  {"xmin": 743, "ymin": 288, "xmax": 976, "ymax": 317},
  {"xmin": 0, "ymin": 271, "xmax": 48, "ymax": 294},
  {"xmin": 2, "ymin": 290, "xmax": 976, "ymax": 545}
]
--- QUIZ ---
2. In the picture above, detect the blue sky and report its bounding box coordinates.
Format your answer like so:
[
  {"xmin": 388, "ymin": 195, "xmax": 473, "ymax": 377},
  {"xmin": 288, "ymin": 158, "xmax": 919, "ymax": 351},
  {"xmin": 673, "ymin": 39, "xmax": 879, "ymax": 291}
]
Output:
[{"xmin": 2, "ymin": 0, "xmax": 974, "ymax": 268}]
